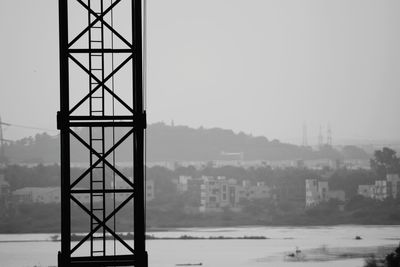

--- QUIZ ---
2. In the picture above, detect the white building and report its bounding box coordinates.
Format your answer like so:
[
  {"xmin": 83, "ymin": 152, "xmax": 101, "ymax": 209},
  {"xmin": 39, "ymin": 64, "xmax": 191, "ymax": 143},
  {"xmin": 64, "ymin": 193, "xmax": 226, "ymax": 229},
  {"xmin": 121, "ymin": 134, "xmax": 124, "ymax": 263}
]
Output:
[
  {"xmin": 146, "ymin": 179, "xmax": 155, "ymax": 201},
  {"xmin": 112, "ymin": 177, "xmax": 154, "ymax": 203},
  {"xmin": 199, "ymin": 177, "xmax": 273, "ymax": 212},
  {"xmin": 13, "ymin": 187, "xmax": 61, "ymax": 204},
  {"xmin": 199, "ymin": 176, "xmax": 239, "ymax": 212},
  {"xmin": 358, "ymin": 185, "xmax": 375, "ymax": 198},
  {"xmin": 358, "ymin": 174, "xmax": 400, "ymax": 200},
  {"xmin": 374, "ymin": 180, "xmax": 388, "ymax": 200},
  {"xmin": 199, "ymin": 176, "xmax": 223, "ymax": 212},
  {"xmin": 12, "ymin": 186, "xmax": 119, "ymax": 205},
  {"xmin": 177, "ymin": 175, "xmax": 192, "ymax": 193},
  {"xmin": 387, "ymin": 174, "xmax": 400, "ymax": 198},
  {"xmin": 305, "ymin": 179, "xmax": 344, "ymax": 207},
  {"xmin": 305, "ymin": 179, "xmax": 328, "ymax": 207}
]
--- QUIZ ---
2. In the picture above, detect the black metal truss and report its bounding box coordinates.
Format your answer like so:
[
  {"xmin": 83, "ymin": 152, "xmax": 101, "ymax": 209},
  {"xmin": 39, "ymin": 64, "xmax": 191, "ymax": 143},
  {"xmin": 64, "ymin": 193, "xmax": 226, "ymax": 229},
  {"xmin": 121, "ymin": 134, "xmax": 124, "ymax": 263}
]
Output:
[{"xmin": 58, "ymin": 0, "xmax": 147, "ymax": 266}]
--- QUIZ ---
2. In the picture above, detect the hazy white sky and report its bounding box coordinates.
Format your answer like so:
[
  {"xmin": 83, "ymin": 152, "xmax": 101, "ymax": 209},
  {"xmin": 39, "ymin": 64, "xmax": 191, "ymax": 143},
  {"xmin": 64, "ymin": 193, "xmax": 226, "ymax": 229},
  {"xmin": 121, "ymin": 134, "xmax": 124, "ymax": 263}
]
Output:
[{"xmin": 1, "ymin": 0, "xmax": 400, "ymax": 145}]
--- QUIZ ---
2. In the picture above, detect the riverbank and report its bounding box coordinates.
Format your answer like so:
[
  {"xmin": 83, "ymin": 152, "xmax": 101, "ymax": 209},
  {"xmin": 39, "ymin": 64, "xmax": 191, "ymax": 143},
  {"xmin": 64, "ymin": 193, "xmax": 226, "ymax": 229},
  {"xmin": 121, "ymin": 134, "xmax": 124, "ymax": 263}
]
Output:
[
  {"xmin": 1, "ymin": 226, "xmax": 399, "ymax": 267},
  {"xmin": 1, "ymin": 199, "xmax": 399, "ymax": 233}
]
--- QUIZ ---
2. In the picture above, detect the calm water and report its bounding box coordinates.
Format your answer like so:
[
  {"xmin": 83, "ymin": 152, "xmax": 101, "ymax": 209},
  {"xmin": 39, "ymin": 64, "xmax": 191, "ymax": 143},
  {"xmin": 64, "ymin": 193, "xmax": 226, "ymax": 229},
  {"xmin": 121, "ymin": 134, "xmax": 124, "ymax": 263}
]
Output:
[{"xmin": 0, "ymin": 225, "xmax": 399, "ymax": 267}]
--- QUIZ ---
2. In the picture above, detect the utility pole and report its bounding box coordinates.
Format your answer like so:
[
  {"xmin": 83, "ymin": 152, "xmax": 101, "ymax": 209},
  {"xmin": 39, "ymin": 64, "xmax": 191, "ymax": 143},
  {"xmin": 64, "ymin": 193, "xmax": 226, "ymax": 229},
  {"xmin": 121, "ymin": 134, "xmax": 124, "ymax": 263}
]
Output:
[
  {"xmin": 302, "ymin": 122, "xmax": 308, "ymax": 147},
  {"xmin": 327, "ymin": 124, "xmax": 332, "ymax": 147},
  {"xmin": 318, "ymin": 125, "xmax": 323, "ymax": 149},
  {"xmin": 0, "ymin": 116, "xmax": 10, "ymax": 166},
  {"xmin": 57, "ymin": 0, "xmax": 147, "ymax": 266},
  {"xmin": 0, "ymin": 116, "xmax": 5, "ymax": 166}
]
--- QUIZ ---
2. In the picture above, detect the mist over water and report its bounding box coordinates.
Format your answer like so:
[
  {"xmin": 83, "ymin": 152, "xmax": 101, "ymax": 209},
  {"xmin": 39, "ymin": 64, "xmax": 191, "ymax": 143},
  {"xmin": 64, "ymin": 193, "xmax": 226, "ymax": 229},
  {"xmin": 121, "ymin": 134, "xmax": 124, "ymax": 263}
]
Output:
[{"xmin": 1, "ymin": 226, "xmax": 399, "ymax": 267}]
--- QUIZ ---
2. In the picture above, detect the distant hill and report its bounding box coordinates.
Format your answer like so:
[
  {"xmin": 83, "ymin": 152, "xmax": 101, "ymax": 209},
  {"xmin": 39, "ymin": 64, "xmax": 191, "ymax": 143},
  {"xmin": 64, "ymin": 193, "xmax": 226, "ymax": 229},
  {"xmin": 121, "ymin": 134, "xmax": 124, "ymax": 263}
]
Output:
[{"xmin": 2, "ymin": 122, "xmax": 370, "ymax": 164}]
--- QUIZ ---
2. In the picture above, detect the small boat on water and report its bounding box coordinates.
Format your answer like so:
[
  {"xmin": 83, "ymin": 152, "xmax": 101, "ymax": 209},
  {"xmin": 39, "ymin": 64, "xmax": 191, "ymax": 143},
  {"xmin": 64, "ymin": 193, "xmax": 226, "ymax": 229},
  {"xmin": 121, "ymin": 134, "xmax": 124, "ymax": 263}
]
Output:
[{"xmin": 284, "ymin": 247, "xmax": 306, "ymax": 261}]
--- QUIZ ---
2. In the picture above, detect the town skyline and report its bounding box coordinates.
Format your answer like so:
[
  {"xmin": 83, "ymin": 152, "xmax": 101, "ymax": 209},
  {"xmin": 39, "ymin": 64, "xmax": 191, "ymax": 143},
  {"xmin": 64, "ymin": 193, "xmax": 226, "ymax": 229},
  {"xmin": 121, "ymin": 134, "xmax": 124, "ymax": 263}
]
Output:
[{"xmin": 1, "ymin": 0, "xmax": 400, "ymax": 143}]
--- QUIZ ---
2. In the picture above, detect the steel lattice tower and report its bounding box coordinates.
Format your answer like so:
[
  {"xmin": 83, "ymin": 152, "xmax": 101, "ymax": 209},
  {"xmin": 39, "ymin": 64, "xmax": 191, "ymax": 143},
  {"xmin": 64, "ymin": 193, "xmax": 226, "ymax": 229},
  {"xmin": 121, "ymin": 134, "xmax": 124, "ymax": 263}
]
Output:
[{"xmin": 57, "ymin": 0, "xmax": 147, "ymax": 266}]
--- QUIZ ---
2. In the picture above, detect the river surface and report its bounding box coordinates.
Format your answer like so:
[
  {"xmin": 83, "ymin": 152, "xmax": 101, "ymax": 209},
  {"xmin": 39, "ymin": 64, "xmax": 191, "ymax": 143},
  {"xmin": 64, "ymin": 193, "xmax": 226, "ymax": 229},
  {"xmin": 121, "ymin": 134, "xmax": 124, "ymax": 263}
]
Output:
[{"xmin": 0, "ymin": 225, "xmax": 399, "ymax": 267}]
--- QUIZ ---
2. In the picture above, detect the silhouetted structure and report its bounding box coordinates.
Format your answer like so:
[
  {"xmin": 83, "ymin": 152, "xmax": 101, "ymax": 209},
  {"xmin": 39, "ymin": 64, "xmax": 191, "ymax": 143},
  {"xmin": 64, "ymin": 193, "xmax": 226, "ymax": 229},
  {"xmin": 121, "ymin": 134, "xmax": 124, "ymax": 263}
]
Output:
[
  {"xmin": 302, "ymin": 122, "xmax": 308, "ymax": 147},
  {"xmin": 57, "ymin": 0, "xmax": 147, "ymax": 266},
  {"xmin": 0, "ymin": 116, "xmax": 7, "ymax": 165},
  {"xmin": 318, "ymin": 125, "xmax": 323, "ymax": 149},
  {"xmin": 327, "ymin": 124, "xmax": 332, "ymax": 147}
]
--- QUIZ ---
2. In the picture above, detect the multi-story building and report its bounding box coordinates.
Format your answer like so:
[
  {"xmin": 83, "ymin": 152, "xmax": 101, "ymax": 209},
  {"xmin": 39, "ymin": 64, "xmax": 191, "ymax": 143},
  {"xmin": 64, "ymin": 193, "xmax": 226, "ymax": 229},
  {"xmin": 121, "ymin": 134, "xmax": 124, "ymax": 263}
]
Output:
[
  {"xmin": 305, "ymin": 179, "xmax": 345, "ymax": 207},
  {"xmin": 9, "ymin": 178, "xmax": 154, "ymax": 204},
  {"xmin": 12, "ymin": 186, "xmax": 114, "ymax": 204},
  {"xmin": 374, "ymin": 180, "xmax": 388, "ymax": 200},
  {"xmin": 358, "ymin": 174, "xmax": 400, "ymax": 200},
  {"xmin": 386, "ymin": 173, "xmax": 400, "ymax": 198},
  {"xmin": 199, "ymin": 176, "xmax": 222, "ymax": 212},
  {"xmin": 176, "ymin": 175, "xmax": 192, "ymax": 193},
  {"xmin": 13, "ymin": 187, "xmax": 61, "ymax": 204},
  {"xmin": 146, "ymin": 180, "xmax": 155, "ymax": 201},
  {"xmin": 199, "ymin": 177, "xmax": 273, "ymax": 212},
  {"xmin": 306, "ymin": 179, "xmax": 327, "ymax": 207},
  {"xmin": 199, "ymin": 176, "xmax": 239, "ymax": 212}
]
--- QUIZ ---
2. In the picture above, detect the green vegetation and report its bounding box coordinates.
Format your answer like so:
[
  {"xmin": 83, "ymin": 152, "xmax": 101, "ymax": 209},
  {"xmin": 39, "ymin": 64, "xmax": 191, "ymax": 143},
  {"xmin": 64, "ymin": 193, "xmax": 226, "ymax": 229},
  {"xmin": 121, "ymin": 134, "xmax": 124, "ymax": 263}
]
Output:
[
  {"xmin": 364, "ymin": 243, "xmax": 400, "ymax": 267},
  {"xmin": 2, "ymin": 123, "xmax": 372, "ymax": 164},
  {"xmin": 1, "ymin": 155, "xmax": 400, "ymax": 232},
  {"xmin": 370, "ymin": 147, "xmax": 400, "ymax": 178}
]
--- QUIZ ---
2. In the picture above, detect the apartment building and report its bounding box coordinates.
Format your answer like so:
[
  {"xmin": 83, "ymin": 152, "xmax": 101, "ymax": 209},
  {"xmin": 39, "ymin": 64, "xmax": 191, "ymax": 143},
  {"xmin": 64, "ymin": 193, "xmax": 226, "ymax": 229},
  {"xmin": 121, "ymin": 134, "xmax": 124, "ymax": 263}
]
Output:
[
  {"xmin": 387, "ymin": 174, "xmax": 400, "ymax": 198},
  {"xmin": 199, "ymin": 176, "xmax": 273, "ymax": 212},
  {"xmin": 305, "ymin": 180, "xmax": 328, "ymax": 207},
  {"xmin": 358, "ymin": 174, "xmax": 400, "ymax": 200},
  {"xmin": 12, "ymin": 187, "xmax": 101, "ymax": 204},
  {"xmin": 13, "ymin": 187, "xmax": 61, "ymax": 204},
  {"xmin": 176, "ymin": 175, "xmax": 192, "ymax": 193},
  {"xmin": 199, "ymin": 176, "xmax": 243, "ymax": 212},
  {"xmin": 305, "ymin": 179, "xmax": 345, "ymax": 207}
]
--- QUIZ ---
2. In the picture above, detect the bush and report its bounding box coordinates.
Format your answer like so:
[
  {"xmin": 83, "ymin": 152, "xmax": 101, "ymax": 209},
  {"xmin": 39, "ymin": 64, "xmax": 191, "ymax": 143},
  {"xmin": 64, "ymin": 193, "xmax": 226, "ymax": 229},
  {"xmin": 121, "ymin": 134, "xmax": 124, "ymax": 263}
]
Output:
[
  {"xmin": 364, "ymin": 244, "xmax": 400, "ymax": 267},
  {"xmin": 364, "ymin": 256, "xmax": 383, "ymax": 267},
  {"xmin": 385, "ymin": 243, "xmax": 400, "ymax": 267}
]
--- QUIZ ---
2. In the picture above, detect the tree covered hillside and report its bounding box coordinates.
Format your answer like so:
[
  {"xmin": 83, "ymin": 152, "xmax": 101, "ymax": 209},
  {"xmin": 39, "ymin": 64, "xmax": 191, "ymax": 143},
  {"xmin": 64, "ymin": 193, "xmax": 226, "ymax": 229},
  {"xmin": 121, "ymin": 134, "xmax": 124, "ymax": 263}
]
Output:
[{"xmin": 2, "ymin": 122, "xmax": 370, "ymax": 164}]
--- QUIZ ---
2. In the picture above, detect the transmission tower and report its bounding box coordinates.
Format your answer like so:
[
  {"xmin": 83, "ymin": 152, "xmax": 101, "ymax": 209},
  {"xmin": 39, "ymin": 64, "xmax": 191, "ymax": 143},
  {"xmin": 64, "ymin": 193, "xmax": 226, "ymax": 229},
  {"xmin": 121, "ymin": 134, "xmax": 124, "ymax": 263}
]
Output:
[
  {"xmin": 302, "ymin": 122, "xmax": 308, "ymax": 147},
  {"xmin": 57, "ymin": 0, "xmax": 147, "ymax": 266},
  {"xmin": 0, "ymin": 116, "xmax": 4, "ymax": 166},
  {"xmin": 318, "ymin": 125, "xmax": 323, "ymax": 149},
  {"xmin": 0, "ymin": 116, "xmax": 9, "ymax": 167},
  {"xmin": 327, "ymin": 124, "xmax": 332, "ymax": 146}
]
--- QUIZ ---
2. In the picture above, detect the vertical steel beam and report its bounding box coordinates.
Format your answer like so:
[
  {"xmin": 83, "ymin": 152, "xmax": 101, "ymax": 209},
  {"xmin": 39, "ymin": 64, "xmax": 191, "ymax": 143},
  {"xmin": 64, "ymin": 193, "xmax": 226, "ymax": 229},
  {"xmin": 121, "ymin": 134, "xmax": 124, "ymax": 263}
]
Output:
[
  {"xmin": 132, "ymin": 0, "xmax": 147, "ymax": 264},
  {"xmin": 58, "ymin": 0, "xmax": 70, "ymax": 266}
]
